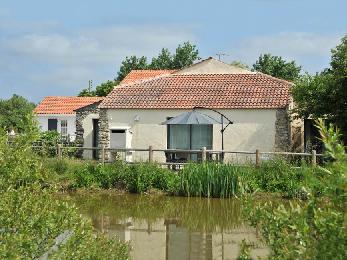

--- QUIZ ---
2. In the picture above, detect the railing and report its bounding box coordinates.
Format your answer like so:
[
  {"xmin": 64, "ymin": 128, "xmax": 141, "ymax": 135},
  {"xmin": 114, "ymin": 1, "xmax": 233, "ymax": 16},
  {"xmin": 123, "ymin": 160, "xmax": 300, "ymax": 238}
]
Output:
[{"xmin": 39, "ymin": 144, "xmax": 324, "ymax": 167}]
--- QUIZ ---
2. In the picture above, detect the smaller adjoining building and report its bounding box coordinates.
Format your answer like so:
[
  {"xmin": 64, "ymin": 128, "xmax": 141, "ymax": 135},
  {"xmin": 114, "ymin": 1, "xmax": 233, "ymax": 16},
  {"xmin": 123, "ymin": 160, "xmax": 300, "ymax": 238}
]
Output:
[{"xmin": 34, "ymin": 96, "xmax": 103, "ymax": 143}]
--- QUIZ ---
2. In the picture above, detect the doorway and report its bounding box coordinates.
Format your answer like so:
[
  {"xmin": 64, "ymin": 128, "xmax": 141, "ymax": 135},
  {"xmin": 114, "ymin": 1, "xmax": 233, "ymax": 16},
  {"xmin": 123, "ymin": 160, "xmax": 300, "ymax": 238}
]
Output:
[{"xmin": 92, "ymin": 119, "xmax": 99, "ymax": 159}]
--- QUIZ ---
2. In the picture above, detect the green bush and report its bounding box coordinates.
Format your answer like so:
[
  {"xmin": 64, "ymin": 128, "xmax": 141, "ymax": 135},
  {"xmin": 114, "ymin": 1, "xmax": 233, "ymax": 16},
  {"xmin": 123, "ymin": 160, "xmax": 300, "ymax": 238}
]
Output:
[
  {"xmin": 0, "ymin": 114, "xmax": 129, "ymax": 259},
  {"xmin": 0, "ymin": 186, "xmax": 129, "ymax": 259},
  {"xmin": 123, "ymin": 163, "xmax": 178, "ymax": 193},
  {"xmin": 71, "ymin": 161, "xmax": 179, "ymax": 193},
  {"xmin": 244, "ymin": 120, "xmax": 347, "ymax": 259}
]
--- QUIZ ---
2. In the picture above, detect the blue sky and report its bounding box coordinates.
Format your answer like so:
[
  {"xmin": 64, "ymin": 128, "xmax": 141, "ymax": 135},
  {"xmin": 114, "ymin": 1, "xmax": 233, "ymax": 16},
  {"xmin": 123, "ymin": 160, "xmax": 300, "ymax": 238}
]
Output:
[{"xmin": 0, "ymin": 0, "xmax": 346, "ymax": 103}]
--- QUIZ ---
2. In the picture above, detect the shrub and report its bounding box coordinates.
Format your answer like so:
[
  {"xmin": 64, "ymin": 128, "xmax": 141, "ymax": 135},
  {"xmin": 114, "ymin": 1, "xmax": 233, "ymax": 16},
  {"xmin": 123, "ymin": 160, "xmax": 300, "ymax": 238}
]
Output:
[
  {"xmin": 0, "ymin": 186, "xmax": 129, "ymax": 259},
  {"xmin": 0, "ymin": 114, "xmax": 129, "ymax": 259},
  {"xmin": 244, "ymin": 120, "xmax": 347, "ymax": 259},
  {"xmin": 125, "ymin": 163, "xmax": 178, "ymax": 193}
]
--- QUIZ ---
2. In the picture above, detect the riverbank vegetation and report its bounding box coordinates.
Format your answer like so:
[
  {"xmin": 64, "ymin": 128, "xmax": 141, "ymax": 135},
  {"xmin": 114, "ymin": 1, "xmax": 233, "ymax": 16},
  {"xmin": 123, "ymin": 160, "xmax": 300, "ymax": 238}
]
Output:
[
  {"xmin": 47, "ymin": 156, "xmax": 326, "ymax": 200},
  {"xmin": 0, "ymin": 117, "xmax": 129, "ymax": 259},
  {"xmin": 243, "ymin": 119, "xmax": 347, "ymax": 259}
]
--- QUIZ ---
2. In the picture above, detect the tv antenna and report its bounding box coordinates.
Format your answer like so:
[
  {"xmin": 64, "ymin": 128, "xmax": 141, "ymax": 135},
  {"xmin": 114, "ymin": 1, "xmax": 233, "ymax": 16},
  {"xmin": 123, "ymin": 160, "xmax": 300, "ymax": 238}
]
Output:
[
  {"xmin": 215, "ymin": 53, "xmax": 229, "ymax": 61},
  {"xmin": 88, "ymin": 80, "xmax": 93, "ymax": 94}
]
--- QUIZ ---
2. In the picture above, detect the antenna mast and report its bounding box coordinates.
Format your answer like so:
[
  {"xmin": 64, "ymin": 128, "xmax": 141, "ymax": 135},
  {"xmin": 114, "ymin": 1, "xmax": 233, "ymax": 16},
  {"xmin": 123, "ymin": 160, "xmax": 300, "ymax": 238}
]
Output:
[{"xmin": 215, "ymin": 53, "xmax": 229, "ymax": 61}]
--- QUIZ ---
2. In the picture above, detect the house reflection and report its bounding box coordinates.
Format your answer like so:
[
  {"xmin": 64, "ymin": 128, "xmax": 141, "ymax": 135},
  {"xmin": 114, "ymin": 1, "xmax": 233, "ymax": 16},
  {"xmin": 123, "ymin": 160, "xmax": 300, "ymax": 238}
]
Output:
[{"xmin": 90, "ymin": 215, "xmax": 268, "ymax": 260}]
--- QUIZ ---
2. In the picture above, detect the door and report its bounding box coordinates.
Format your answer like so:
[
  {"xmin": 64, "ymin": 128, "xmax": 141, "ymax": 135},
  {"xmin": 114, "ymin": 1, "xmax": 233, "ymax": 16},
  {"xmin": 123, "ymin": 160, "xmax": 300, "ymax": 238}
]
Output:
[
  {"xmin": 48, "ymin": 119, "xmax": 58, "ymax": 131},
  {"xmin": 110, "ymin": 129, "xmax": 130, "ymax": 162},
  {"xmin": 92, "ymin": 119, "xmax": 99, "ymax": 159},
  {"xmin": 110, "ymin": 129, "xmax": 126, "ymax": 148}
]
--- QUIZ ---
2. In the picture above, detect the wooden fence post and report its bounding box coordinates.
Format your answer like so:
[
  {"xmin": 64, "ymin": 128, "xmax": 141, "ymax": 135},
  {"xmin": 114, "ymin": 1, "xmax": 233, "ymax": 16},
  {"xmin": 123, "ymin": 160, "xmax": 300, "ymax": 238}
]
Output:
[
  {"xmin": 201, "ymin": 147, "xmax": 207, "ymax": 162},
  {"xmin": 57, "ymin": 144, "xmax": 62, "ymax": 159},
  {"xmin": 149, "ymin": 146, "xmax": 153, "ymax": 163},
  {"xmin": 311, "ymin": 150, "xmax": 317, "ymax": 167},
  {"xmin": 101, "ymin": 145, "xmax": 105, "ymax": 165},
  {"xmin": 255, "ymin": 149, "xmax": 261, "ymax": 167}
]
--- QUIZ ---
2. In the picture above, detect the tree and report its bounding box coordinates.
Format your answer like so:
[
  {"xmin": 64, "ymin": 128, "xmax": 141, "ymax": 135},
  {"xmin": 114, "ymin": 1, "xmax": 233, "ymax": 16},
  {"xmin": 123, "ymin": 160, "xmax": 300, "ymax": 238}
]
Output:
[
  {"xmin": 230, "ymin": 60, "xmax": 249, "ymax": 70},
  {"xmin": 78, "ymin": 41, "xmax": 199, "ymax": 95},
  {"xmin": 150, "ymin": 48, "xmax": 173, "ymax": 69},
  {"xmin": 116, "ymin": 56, "xmax": 148, "ymax": 81},
  {"xmin": 149, "ymin": 42, "xmax": 199, "ymax": 70},
  {"xmin": 79, "ymin": 80, "xmax": 118, "ymax": 97},
  {"xmin": 0, "ymin": 94, "xmax": 35, "ymax": 132},
  {"xmin": 291, "ymin": 35, "xmax": 347, "ymax": 143},
  {"xmin": 171, "ymin": 42, "xmax": 199, "ymax": 69},
  {"xmin": 78, "ymin": 89, "xmax": 96, "ymax": 97},
  {"xmin": 95, "ymin": 80, "xmax": 118, "ymax": 96},
  {"xmin": 253, "ymin": 54, "xmax": 301, "ymax": 81}
]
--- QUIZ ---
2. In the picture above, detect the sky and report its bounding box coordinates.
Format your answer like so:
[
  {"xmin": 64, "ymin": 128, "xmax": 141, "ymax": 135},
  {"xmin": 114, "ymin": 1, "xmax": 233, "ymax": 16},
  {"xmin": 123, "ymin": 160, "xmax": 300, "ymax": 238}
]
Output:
[{"xmin": 0, "ymin": 0, "xmax": 346, "ymax": 103}]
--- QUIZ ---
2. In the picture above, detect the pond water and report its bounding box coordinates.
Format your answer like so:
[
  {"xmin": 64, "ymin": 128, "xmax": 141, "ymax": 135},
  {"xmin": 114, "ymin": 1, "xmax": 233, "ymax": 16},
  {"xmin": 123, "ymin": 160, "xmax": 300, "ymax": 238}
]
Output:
[{"xmin": 65, "ymin": 193, "xmax": 269, "ymax": 260}]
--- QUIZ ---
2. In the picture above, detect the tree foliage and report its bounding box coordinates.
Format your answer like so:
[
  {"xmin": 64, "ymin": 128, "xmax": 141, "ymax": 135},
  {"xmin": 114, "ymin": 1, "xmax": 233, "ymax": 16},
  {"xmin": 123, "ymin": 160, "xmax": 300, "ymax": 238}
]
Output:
[
  {"xmin": 150, "ymin": 48, "xmax": 173, "ymax": 69},
  {"xmin": 0, "ymin": 94, "xmax": 35, "ymax": 132},
  {"xmin": 78, "ymin": 80, "xmax": 118, "ymax": 97},
  {"xmin": 230, "ymin": 60, "xmax": 249, "ymax": 70},
  {"xmin": 253, "ymin": 53, "xmax": 301, "ymax": 81},
  {"xmin": 78, "ymin": 42, "xmax": 199, "ymax": 95},
  {"xmin": 116, "ymin": 41, "xmax": 199, "ymax": 81},
  {"xmin": 116, "ymin": 56, "xmax": 148, "ymax": 81},
  {"xmin": 291, "ymin": 35, "xmax": 347, "ymax": 143}
]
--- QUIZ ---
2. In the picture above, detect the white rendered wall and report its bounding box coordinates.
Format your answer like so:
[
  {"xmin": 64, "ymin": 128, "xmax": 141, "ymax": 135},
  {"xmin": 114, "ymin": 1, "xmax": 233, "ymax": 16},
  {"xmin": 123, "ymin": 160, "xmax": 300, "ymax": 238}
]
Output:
[
  {"xmin": 36, "ymin": 114, "xmax": 76, "ymax": 141},
  {"xmin": 106, "ymin": 109, "xmax": 278, "ymax": 162}
]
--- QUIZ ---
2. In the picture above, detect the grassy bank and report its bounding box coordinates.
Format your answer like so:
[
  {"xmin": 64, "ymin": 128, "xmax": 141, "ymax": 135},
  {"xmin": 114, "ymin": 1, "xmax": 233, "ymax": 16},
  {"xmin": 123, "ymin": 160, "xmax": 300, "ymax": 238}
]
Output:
[{"xmin": 46, "ymin": 156, "xmax": 324, "ymax": 199}]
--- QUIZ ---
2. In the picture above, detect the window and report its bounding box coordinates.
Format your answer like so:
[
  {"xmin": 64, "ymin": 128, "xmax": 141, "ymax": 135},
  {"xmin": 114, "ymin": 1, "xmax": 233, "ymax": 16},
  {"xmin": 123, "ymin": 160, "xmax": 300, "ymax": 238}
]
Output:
[
  {"xmin": 48, "ymin": 119, "xmax": 57, "ymax": 131},
  {"xmin": 60, "ymin": 120, "xmax": 68, "ymax": 139},
  {"xmin": 168, "ymin": 124, "xmax": 213, "ymax": 150}
]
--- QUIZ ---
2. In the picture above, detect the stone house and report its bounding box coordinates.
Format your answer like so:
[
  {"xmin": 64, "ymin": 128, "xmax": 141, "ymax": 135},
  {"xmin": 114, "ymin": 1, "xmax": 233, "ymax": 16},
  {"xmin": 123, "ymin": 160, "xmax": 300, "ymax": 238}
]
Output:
[{"xmin": 76, "ymin": 58, "xmax": 303, "ymax": 162}]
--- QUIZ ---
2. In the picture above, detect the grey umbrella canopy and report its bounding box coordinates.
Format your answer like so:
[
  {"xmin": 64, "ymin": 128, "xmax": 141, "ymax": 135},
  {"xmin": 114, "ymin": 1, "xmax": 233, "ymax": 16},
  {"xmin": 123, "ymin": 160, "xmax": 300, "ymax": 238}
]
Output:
[{"xmin": 162, "ymin": 110, "xmax": 221, "ymax": 125}]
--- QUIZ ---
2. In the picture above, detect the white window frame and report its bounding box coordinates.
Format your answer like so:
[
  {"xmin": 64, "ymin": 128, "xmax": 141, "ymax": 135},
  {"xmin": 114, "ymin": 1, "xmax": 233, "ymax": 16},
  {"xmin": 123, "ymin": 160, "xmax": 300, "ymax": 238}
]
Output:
[{"xmin": 60, "ymin": 120, "xmax": 68, "ymax": 139}]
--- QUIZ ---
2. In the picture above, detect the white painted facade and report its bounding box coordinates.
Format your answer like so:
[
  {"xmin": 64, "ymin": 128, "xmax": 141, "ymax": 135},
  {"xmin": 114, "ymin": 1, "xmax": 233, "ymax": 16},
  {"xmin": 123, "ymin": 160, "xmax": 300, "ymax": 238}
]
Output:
[
  {"xmin": 105, "ymin": 108, "xmax": 279, "ymax": 162},
  {"xmin": 36, "ymin": 114, "xmax": 76, "ymax": 141}
]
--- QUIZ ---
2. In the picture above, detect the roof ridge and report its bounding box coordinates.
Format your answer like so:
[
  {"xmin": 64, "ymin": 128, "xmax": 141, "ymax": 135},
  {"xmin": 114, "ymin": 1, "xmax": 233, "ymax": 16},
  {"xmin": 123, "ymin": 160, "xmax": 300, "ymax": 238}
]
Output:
[
  {"xmin": 255, "ymin": 72, "xmax": 294, "ymax": 85},
  {"xmin": 118, "ymin": 71, "xmax": 174, "ymax": 88},
  {"xmin": 44, "ymin": 96, "xmax": 103, "ymax": 99}
]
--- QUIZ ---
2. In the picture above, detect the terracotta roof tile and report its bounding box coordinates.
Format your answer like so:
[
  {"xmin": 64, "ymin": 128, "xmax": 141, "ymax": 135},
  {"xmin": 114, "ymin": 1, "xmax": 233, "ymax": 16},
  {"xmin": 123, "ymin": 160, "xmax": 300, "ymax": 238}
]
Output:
[
  {"xmin": 34, "ymin": 96, "xmax": 103, "ymax": 114},
  {"xmin": 100, "ymin": 74, "xmax": 292, "ymax": 109},
  {"xmin": 120, "ymin": 70, "xmax": 176, "ymax": 84}
]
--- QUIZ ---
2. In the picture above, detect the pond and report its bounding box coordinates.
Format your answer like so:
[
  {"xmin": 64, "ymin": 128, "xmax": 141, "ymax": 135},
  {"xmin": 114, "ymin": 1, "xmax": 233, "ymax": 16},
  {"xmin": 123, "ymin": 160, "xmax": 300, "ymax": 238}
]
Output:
[{"xmin": 64, "ymin": 193, "xmax": 269, "ymax": 260}]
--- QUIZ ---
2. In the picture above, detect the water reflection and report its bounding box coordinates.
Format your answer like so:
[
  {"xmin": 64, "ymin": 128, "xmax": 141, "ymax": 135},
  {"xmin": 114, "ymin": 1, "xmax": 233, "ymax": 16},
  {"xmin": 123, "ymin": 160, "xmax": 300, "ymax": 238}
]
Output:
[{"xmin": 65, "ymin": 193, "xmax": 269, "ymax": 260}]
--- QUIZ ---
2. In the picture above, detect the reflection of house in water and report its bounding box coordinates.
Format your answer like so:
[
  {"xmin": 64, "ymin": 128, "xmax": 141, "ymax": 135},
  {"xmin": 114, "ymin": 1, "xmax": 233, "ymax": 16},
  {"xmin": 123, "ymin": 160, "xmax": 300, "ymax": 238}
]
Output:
[{"xmin": 91, "ymin": 215, "xmax": 269, "ymax": 260}]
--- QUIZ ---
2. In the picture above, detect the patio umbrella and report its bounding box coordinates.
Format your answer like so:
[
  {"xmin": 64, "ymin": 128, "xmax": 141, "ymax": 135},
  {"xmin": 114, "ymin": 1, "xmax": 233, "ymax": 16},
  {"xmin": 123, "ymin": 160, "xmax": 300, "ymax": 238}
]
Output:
[{"xmin": 161, "ymin": 110, "xmax": 221, "ymax": 125}]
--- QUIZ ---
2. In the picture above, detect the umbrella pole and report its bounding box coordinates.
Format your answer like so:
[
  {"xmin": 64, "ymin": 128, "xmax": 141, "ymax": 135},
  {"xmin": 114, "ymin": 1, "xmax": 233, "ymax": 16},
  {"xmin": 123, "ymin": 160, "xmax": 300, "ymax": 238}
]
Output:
[{"xmin": 221, "ymin": 115, "xmax": 224, "ymax": 162}]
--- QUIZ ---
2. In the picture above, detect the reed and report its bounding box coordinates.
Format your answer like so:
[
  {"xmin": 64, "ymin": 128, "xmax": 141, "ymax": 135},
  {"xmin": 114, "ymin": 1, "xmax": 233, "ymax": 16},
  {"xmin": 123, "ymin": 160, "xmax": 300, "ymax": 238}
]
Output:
[{"xmin": 179, "ymin": 163, "xmax": 255, "ymax": 198}]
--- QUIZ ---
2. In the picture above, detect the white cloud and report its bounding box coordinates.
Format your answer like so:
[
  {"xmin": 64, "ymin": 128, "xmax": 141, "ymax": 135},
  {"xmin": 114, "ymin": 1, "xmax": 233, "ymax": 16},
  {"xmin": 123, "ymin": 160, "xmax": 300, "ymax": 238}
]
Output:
[
  {"xmin": 4, "ymin": 25, "xmax": 195, "ymax": 65},
  {"xmin": 228, "ymin": 32, "xmax": 343, "ymax": 72},
  {"xmin": 0, "ymin": 24, "xmax": 196, "ymax": 100}
]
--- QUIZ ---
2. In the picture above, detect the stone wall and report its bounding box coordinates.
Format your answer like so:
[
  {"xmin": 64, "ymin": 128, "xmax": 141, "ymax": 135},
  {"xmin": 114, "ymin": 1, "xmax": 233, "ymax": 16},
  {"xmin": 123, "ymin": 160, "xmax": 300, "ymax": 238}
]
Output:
[
  {"xmin": 75, "ymin": 103, "xmax": 100, "ymax": 158},
  {"xmin": 274, "ymin": 108, "xmax": 291, "ymax": 151},
  {"xmin": 98, "ymin": 108, "xmax": 110, "ymax": 161}
]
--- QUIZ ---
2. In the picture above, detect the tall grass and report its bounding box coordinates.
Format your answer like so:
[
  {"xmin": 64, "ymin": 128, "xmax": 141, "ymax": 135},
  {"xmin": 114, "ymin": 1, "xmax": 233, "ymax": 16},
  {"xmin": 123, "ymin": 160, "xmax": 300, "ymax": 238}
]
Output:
[{"xmin": 179, "ymin": 163, "xmax": 253, "ymax": 198}]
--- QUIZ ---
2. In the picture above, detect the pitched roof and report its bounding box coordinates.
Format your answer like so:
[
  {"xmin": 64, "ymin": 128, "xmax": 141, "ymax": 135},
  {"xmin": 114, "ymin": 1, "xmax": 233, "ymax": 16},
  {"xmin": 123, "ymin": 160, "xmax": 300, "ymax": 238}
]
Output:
[
  {"xmin": 100, "ymin": 73, "xmax": 292, "ymax": 109},
  {"xmin": 175, "ymin": 57, "xmax": 254, "ymax": 75},
  {"xmin": 120, "ymin": 69, "xmax": 176, "ymax": 84},
  {"xmin": 34, "ymin": 96, "xmax": 103, "ymax": 115}
]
